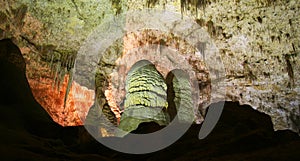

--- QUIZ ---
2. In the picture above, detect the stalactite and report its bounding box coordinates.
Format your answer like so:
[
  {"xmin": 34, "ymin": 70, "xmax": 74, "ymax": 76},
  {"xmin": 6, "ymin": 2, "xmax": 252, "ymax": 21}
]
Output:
[
  {"xmin": 284, "ymin": 54, "xmax": 294, "ymax": 88},
  {"xmin": 57, "ymin": 66, "xmax": 66, "ymax": 91},
  {"xmin": 44, "ymin": 48, "xmax": 77, "ymax": 99},
  {"xmin": 180, "ymin": 0, "xmax": 186, "ymax": 14},
  {"xmin": 146, "ymin": 0, "xmax": 159, "ymax": 8},
  {"xmin": 49, "ymin": 54, "xmax": 54, "ymax": 76},
  {"xmin": 180, "ymin": 0, "xmax": 210, "ymax": 15},
  {"xmin": 52, "ymin": 62, "xmax": 61, "ymax": 91},
  {"xmin": 64, "ymin": 68, "xmax": 73, "ymax": 109},
  {"xmin": 110, "ymin": 0, "xmax": 122, "ymax": 15},
  {"xmin": 255, "ymin": 0, "xmax": 277, "ymax": 6},
  {"xmin": 206, "ymin": 20, "xmax": 216, "ymax": 38}
]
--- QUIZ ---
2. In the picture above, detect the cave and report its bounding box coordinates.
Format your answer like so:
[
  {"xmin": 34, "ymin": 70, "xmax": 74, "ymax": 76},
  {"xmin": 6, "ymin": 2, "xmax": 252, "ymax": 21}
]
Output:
[{"xmin": 0, "ymin": 0, "xmax": 300, "ymax": 160}]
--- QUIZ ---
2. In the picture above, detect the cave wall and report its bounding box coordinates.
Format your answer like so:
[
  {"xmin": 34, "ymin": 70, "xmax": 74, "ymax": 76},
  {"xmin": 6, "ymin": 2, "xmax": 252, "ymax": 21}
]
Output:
[
  {"xmin": 187, "ymin": 0, "xmax": 300, "ymax": 132},
  {"xmin": 0, "ymin": 0, "xmax": 299, "ymax": 132}
]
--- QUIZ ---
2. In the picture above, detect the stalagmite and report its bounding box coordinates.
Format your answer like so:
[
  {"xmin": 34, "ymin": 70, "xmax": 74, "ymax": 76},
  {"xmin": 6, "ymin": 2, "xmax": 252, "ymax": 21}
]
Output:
[
  {"xmin": 166, "ymin": 69, "xmax": 194, "ymax": 123},
  {"xmin": 118, "ymin": 60, "xmax": 169, "ymax": 133}
]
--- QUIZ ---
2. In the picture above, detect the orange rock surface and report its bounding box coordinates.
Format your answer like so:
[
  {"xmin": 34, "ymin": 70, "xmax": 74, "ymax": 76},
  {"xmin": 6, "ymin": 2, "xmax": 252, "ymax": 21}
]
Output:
[{"xmin": 28, "ymin": 75, "xmax": 94, "ymax": 126}]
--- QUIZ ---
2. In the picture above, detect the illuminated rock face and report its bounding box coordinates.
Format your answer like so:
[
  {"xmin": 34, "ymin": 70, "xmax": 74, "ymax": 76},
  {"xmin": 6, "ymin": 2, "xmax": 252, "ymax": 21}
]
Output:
[
  {"xmin": 118, "ymin": 60, "xmax": 170, "ymax": 134},
  {"xmin": 28, "ymin": 75, "xmax": 94, "ymax": 126}
]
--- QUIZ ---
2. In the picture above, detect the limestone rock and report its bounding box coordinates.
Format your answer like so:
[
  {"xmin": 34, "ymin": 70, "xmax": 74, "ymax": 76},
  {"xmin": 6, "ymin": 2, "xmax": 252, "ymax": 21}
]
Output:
[
  {"xmin": 119, "ymin": 60, "xmax": 169, "ymax": 134},
  {"xmin": 1, "ymin": 0, "xmax": 299, "ymax": 133},
  {"xmin": 166, "ymin": 69, "xmax": 195, "ymax": 123}
]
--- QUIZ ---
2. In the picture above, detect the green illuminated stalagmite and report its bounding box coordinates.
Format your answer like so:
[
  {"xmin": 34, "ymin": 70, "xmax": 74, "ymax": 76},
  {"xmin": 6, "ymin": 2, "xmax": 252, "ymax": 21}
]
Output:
[
  {"xmin": 118, "ymin": 60, "xmax": 170, "ymax": 133},
  {"xmin": 167, "ymin": 69, "xmax": 194, "ymax": 123}
]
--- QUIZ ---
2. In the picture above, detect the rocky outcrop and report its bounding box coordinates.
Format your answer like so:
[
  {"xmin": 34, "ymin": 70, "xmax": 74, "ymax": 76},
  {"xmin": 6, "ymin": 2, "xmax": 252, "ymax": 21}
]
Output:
[{"xmin": 0, "ymin": 0, "xmax": 299, "ymax": 133}]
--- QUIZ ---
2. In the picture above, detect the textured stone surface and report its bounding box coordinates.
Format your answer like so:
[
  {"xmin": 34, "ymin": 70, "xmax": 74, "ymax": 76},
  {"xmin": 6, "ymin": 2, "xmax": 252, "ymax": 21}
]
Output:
[
  {"xmin": 28, "ymin": 75, "xmax": 94, "ymax": 126},
  {"xmin": 109, "ymin": 30, "xmax": 210, "ymax": 125},
  {"xmin": 0, "ymin": 0, "xmax": 299, "ymax": 133},
  {"xmin": 166, "ymin": 69, "xmax": 195, "ymax": 123},
  {"xmin": 193, "ymin": 0, "xmax": 300, "ymax": 132},
  {"xmin": 119, "ymin": 60, "xmax": 169, "ymax": 134}
]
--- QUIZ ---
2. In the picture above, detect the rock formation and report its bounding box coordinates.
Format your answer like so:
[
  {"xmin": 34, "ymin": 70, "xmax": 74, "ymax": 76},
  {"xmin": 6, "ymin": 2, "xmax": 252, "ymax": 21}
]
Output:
[
  {"xmin": 118, "ymin": 60, "xmax": 170, "ymax": 134},
  {"xmin": 0, "ymin": 40, "xmax": 300, "ymax": 159},
  {"xmin": 0, "ymin": 0, "xmax": 299, "ymax": 133}
]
